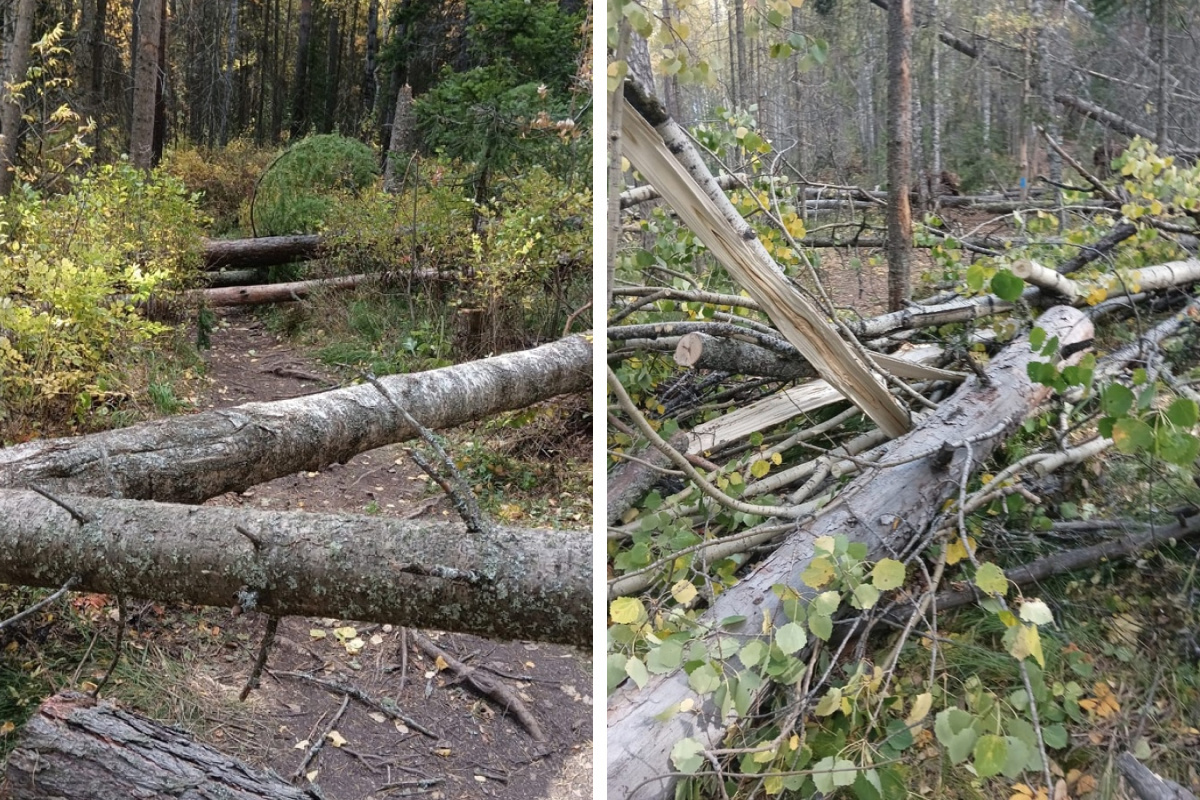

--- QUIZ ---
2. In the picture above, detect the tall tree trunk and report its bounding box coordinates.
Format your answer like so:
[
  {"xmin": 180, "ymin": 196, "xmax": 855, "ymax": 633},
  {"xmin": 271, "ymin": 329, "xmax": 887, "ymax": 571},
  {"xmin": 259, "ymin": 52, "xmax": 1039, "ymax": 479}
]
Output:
[
  {"xmin": 289, "ymin": 0, "xmax": 312, "ymax": 138},
  {"xmin": 1154, "ymin": 0, "xmax": 1169, "ymax": 146},
  {"xmin": 363, "ymin": 0, "xmax": 378, "ymax": 116},
  {"xmin": 0, "ymin": 0, "xmax": 35, "ymax": 196},
  {"xmin": 381, "ymin": 83, "xmax": 413, "ymax": 192},
  {"xmin": 218, "ymin": 0, "xmax": 239, "ymax": 144},
  {"xmin": 151, "ymin": 0, "xmax": 167, "ymax": 163},
  {"xmin": 886, "ymin": 0, "xmax": 913, "ymax": 311},
  {"xmin": 930, "ymin": 0, "xmax": 942, "ymax": 177},
  {"xmin": 732, "ymin": 0, "xmax": 746, "ymax": 108},
  {"xmin": 321, "ymin": 7, "xmax": 339, "ymax": 133},
  {"xmin": 608, "ymin": 19, "xmax": 632, "ymax": 313},
  {"xmin": 130, "ymin": 0, "xmax": 162, "ymax": 169}
]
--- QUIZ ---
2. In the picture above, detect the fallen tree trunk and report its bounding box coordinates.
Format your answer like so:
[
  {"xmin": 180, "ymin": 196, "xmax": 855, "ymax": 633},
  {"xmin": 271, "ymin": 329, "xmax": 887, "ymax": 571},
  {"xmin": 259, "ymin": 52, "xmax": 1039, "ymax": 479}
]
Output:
[
  {"xmin": 202, "ymin": 234, "xmax": 323, "ymax": 270},
  {"xmin": 607, "ymin": 305, "xmax": 1093, "ymax": 800},
  {"xmin": 0, "ymin": 335, "xmax": 591, "ymax": 503},
  {"xmin": 4, "ymin": 692, "xmax": 318, "ymax": 800},
  {"xmin": 0, "ymin": 489, "xmax": 589, "ymax": 644},
  {"xmin": 194, "ymin": 273, "xmax": 375, "ymax": 306},
  {"xmin": 1116, "ymin": 752, "xmax": 1199, "ymax": 800}
]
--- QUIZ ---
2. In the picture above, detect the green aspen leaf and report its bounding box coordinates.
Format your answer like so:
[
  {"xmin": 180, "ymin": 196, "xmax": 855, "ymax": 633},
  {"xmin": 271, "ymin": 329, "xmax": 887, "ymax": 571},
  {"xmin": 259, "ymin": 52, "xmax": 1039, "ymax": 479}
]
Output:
[
  {"xmin": 610, "ymin": 596, "xmax": 647, "ymax": 624},
  {"xmin": 1019, "ymin": 599, "xmax": 1054, "ymax": 626},
  {"xmin": 607, "ymin": 654, "xmax": 629, "ymax": 693},
  {"xmin": 946, "ymin": 728, "xmax": 979, "ymax": 764},
  {"xmin": 625, "ymin": 656, "xmax": 649, "ymax": 688},
  {"xmin": 870, "ymin": 558, "xmax": 906, "ymax": 591},
  {"xmin": 801, "ymin": 556, "xmax": 835, "ymax": 588},
  {"xmin": 852, "ymin": 769, "xmax": 882, "ymax": 800},
  {"xmin": 1113, "ymin": 417, "xmax": 1154, "ymax": 454},
  {"xmin": 991, "ymin": 269, "xmax": 1025, "ymax": 302},
  {"xmin": 1029, "ymin": 326, "xmax": 1046, "ymax": 352},
  {"xmin": 750, "ymin": 459, "xmax": 770, "ymax": 479},
  {"xmin": 763, "ymin": 775, "xmax": 783, "ymax": 796},
  {"xmin": 974, "ymin": 563, "xmax": 1009, "ymax": 596},
  {"xmin": 739, "ymin": 639, "xmax": 768, "ymax": 669},
  {"xmin": 687, "ymin": 663, "xmax": 721, "ymax": 695},
  {"xmin": 1059, "ymin": 501, "xmax": 1078, "ymax": 519},
  {"xmin": 934, "ymin": 708, "xmax": 974, "ymax": 745},
  {"xmin": 813, "ymin": 535, "xmax": 837, "ymax": 554},
  {"xmin": 1001, "ymin": 736, "xmax": 1031, "ymax": 779},
  {"xmin": 851, "ymin": 583, "xmax": 881, "ymax": 610},
  {"xmin": 1005, "ymin": 623, "xmax": 1045, "ymax": 666},
  {"xmin": 646, "ymin": 639, "xmax": 684, "ymax": 673},
  {"xmin": 847, "ymin": 541, "xmax": 868, "ymax": 561},
  {"xmin": 973, "ymin": 734, "xmax": 1008, "ymax": 777},
  {"xmin": 671, "ymin": 737, "xmax": 706, "ymax": 773},
  {"xmin": 815, "ymin": 686, "xmax": 843, "ymax": 716},
  {"xmin": 1157, "ymin": 429, "xmax": 1200, "ymax": 466},
  {"xmin": 812, "ymin": 590, "xmax": 841, "ymax": 616},
  {"xmin": 1042, "ymin": 723, "xmax": 1068, "ymax": 749},
  {"xmin": 811, "ymin": 756, "xmax": 837, "ymax": 794},
  {"xmin": 775, "ymin": 622, "xmax": 808, "ymax": 655},
  {"xmin": 808, "ymin": 612, "xmax": 833, "ymax": 641},
  {"xmin": 966, "ymin": 263, "xmax": 986, "ymax": 293},
  {"xmin": 1101, "ymin": 383, "xmax": 1134, "ymax": 417},
  {"xmin": 1132, "ymin": 367, "xmax": 1148, "ymax": 385}
]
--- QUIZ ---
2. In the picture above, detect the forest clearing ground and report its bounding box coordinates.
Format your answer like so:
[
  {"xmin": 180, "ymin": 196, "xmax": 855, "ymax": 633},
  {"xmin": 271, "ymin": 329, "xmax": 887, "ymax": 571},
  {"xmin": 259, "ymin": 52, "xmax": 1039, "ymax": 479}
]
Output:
[{"xmin": 1, "ymin": 305, "xmax": 592, "ymax": 800}]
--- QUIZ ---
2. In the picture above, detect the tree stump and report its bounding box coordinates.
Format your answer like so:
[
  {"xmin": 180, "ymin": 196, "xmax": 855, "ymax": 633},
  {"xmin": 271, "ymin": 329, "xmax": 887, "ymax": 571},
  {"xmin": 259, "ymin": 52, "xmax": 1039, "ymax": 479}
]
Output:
[{"xmin": 3, "ymin": 692, "xmax": 316, "ymax": 800}]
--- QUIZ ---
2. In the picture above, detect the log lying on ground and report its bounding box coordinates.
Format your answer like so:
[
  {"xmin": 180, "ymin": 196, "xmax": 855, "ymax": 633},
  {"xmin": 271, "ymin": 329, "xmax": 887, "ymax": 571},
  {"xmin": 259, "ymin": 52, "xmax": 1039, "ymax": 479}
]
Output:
[
  {"xmin": 1116, "ymin": 752, "xmax": 1199, "ymax": 800},
  {"xmin": 194, "ymin": 273, "xmax": 375, "ymax": 306},
  {"xmin": 202, "ymin": 234, "xmax": 323, "ymax": 270},
  {"xmin": 0, "ymin": 335, "xmax": 591, "ymax": 503},
  {"xmin": 5, "ymin": 692, "xmax": 318, "ymax": 800},
  {"xmin": 0, "ymin": 489, "xmax": 589, "ymax": 645},
  {"xmin": 607, "ymin": 305, "xmax": 1093, "ymax": 800}
]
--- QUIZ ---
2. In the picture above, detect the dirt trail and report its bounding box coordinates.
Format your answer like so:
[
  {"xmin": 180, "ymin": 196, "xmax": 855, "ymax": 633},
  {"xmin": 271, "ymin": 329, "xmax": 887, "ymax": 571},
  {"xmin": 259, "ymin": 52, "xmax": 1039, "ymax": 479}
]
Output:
[{"xmin": 165, "ymin": 307, "xmax": 592, "ymax": 800}]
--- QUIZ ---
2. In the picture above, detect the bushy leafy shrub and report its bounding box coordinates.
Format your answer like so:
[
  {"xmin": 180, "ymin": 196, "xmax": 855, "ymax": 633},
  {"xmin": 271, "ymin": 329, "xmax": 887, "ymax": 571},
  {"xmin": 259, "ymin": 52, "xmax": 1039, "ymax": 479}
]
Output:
[
  {"xmin": 249, "ymin": 134, "xmax": 379, "ymax": 236},
  {"xmin": 0, "ymin": 163, "xmax": 205, "ymax": 435},
  {"xmin": 163, "ymin": 140, "xmax": 279, "ymax": 236}
]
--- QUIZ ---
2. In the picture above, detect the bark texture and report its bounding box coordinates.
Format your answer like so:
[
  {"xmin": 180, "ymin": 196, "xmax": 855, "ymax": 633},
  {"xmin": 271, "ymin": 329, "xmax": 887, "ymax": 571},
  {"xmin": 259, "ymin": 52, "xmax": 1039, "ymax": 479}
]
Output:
[
  {"xmin": 202, "ymin": 234, "xmax": 323, "ymax": 269},
  {"xmin": 0, "ymin": 336, "xmax": 591, "ymax": 503},
  {"xmin": 4, "ymin": 692, "xmax": 317, "ymax": 800},
  {"xmin": 886, "ymin": 0, "xmax": 913, "ymax": 311},
  {"xmin": 0, "ymin": 490, "xmax": 589, "ymax": 645},
  {"xmin": 130, "ymin": 0, "xmax": 162, "ymax": 169},
  {"xmin": 607, "ymin": 305, "xmax": 1094, "ymax": 800},
  {"xmin": 0, "ymin": 0, "xmax": 35, "ymax": 195}
]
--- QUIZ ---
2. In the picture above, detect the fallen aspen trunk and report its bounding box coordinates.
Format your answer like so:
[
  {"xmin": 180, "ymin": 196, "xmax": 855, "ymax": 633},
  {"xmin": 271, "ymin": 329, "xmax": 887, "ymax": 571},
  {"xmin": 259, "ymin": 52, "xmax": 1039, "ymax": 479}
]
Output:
[
  {"xmin": 194, "ymin": 273, "xmax": 375, "ymax": 306},
  {"xmin": 0, "ymin": 489, "xmax": 589, "ymax": 644},
  {"xmin": 202, "ymin": 234, "xmax": 323, "ymax": 270},
  {"xmin": 607, "ymin": 305, "xmax": 1093, "ymax": 800},
  {"xmin": 0, "ymin": 335, "xmax": 591, "ymax": 503},
  {"xmin": 5, "ymin": 692, "xmax": 318, "ymax": 800}
]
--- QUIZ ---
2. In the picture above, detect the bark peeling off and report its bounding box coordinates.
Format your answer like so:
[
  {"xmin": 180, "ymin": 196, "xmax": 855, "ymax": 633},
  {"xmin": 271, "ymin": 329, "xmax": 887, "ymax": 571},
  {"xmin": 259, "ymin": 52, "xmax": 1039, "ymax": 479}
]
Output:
[
  {"xmin": 0, "ymin": 490, "xmax": 590, "ymax": 646},
  {"xmin": 0, "ymin": 335, "xmax": 591, "ymax": 503}
]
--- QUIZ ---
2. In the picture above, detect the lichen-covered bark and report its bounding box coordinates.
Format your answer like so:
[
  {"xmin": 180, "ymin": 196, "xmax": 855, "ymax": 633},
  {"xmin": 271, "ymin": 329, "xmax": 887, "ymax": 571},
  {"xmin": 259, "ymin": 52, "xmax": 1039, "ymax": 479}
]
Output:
[
  {"xmin": 0, "ymin": 489, "xmax": 590, "ymax": 645},
  {"xmin": 607, "ymin": 306, "xmax": 1094, "ymax": 800},
  {"xmin": 202, "ymin": 233, "xmax": 323, "ymax": 269},
  {"xmin": 6, "ymin": 692, "xmax": 316, "ymax": 799},
  {"xmin": 0, "ymin": 335, "xmax": 591, "ymax": 503}
]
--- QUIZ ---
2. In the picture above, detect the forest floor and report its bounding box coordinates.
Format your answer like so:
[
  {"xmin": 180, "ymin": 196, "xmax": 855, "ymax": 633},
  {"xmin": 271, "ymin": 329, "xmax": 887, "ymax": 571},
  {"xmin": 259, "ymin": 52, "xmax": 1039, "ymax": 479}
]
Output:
[{"xmin": 1, "ymin": 306, "xmax": 593, "ymax": 800}]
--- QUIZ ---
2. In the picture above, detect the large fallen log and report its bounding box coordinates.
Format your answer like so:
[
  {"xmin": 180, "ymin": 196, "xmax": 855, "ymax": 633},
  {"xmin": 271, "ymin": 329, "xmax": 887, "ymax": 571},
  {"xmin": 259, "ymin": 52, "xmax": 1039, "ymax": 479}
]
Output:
[
  {"xmin": 202, "ymin": 234, "xmax": 323, "ymax": 270},
  {"xmin": 5, "ymin": 692, "xmax": 317, "ymax": 800},
  {"xmin": 194, "ymin": 273, "xmax": 374, "ymax": 306},
  {"xmin": 607, "ymin": 305, "xmax": 1093, "ymax": 800},
  {"xmin": 0, "ymin": 335, "xmax": 591, "ymax": 503},
  {"xmin": 0, "ymin": 489, "xmax": 589, "ymax": 645}
]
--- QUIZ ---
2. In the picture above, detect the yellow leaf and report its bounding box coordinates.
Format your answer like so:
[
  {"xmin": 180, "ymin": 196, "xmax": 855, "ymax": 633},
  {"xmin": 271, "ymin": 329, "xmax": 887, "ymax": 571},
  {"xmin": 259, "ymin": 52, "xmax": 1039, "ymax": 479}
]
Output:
[
  {"xmin": 750, "ymin": 459, "xmax": 770, "ymax": 479},
  {"xmin": 771, "ymin": 453, "xmax": 782, "ymax": 465},
  {"xmin": 906, "ymin": 692, "xmax": 933, "ymax": 726},
  {"xmin": 610, "ymin": 596, "xmax": 647, "ymax": 624},
  {"xmin": 946, "ymin": 536, "xmax": 976, "ymax": 565},
  {"xmin": 671, "ymin": 580, "xmax": 698, "ymax": 606},
  {"xmin": 327, "ymin": 730, "xmax": 347, "ymax": 747},
  {"xmin": 434, "ymin": 655, "xmax": 448, "ymax": 671},
  {"xmin": 0, "ymin": 721, "xmax": 13, "ymax": 736}
]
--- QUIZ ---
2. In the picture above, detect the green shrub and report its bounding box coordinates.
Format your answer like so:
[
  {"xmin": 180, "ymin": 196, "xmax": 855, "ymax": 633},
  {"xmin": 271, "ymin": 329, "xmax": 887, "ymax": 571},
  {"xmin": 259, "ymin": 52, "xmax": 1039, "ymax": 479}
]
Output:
[
  {"xmin": 0, "ymin": 163, "xmax": 205, "ymax": 436},
  {"xmin": 249, "ymin": 134, "xmax": 379, "ymax": 236},
  {"xmin": 163, "ymin": 140, "xmax": 279, "ymax": 236}
]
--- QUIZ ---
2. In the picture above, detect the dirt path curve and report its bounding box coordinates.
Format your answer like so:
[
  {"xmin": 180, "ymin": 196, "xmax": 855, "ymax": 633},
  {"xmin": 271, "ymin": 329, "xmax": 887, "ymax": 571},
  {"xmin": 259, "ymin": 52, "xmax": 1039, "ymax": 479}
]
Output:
[{"xmin": 186, "ymin": 307, "xmax": 592, "ymax": 800}]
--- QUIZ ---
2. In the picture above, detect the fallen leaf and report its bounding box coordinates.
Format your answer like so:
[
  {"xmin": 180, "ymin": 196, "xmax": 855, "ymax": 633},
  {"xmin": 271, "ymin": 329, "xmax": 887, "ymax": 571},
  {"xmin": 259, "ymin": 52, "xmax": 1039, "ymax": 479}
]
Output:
[
  {"xmin": 294, "ymin": 739, "xmax": 310, "ymax": 750},
  {"xmin": 434, "ymin": 655, "xmax": 448, "ymax": 671},
  {"xmin": 368, "ymin": 712, "xmax": 387, "ymax": 723},
  {"xmin": 327, "ymin": 730, "xmax": 347, "ymax": 747},
  {"xmin": 309, "ymin": 629, "xmax": 326, "ymax": 640},
  {"xmin": 306, "ymin": 770, "xmax": 319, "ymax": 783},
  {"xmin": 435, "ymin": 747, "xmax": 452, "ymax": 757}
]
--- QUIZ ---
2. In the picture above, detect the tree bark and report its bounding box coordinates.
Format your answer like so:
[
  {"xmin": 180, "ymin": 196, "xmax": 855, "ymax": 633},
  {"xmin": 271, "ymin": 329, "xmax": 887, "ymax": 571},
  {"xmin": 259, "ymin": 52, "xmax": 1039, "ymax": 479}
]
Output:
[
  {"xmin": 218, "ymin": 0, "xmax": 240, "ymax": 145},
  {"xmin": 0, "ymin": 0, "xmax": 36, "ymax": 195},
  {"xmin": 362, "ymin": 0, "xmax": 379, "ymax": 114},
  {"xmin": 1116, "ymin": 752, "xmax": 1199, "ymax": 800},
  {"xmin": 5, "ymin": 692, "xmax": 317, "ymax": 800},
  {"xmin": 289, "ymin": 0, "xmax": 313, "ymax": 138},
  {"xmin": 382, "ymin": 83, "xmax": 414, "ymax": 192},
  {"xmin": 0, "ymin": 335, "xmax": 592, "ymax": 503},
  {"xmin": 606, "ymin": 305, "xmax": 1094, "ymax": 800},
  {"xmin": 194, "ymin": 273, "xmax": 385, "ymax": 306},
  {"xmin": 130, "ymin": 0, "xmax": 162, "ymax": 169},
  {"xmin": 203, "ymin": 233, "xmax": 324, "ymax": 269},
  {"xmin": 885, "ymin": 0, "xmax": 913, "ymax": 311},
  {"xmin": 0, "ymin": 489, "xmax": 589, "ymax": 645}
]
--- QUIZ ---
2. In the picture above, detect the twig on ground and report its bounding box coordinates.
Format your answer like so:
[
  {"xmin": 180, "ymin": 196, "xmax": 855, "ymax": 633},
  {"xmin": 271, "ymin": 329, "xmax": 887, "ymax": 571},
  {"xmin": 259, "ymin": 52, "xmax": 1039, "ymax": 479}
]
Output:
[
  {"xmin": 0, "ymin": 576, "xmax": 80, "ymax": 634},
  {"xmin": 291, "ymin": 693, "xmax": 351, "ymax": 783},
  {"xmin": 410, "ymin": 631, "xmax": 546, "ymax": 742},
  {"xmin": 378, "ymin": 777, "xmax": 445, "ymax": 796},
  {"xmin": 240, "ymin": 615, "xmax": 281, "ymax": 701},
  {"xmin": 272, "ymin": 669, "xmax": 438, "ymax": 738},
  {"xmin": 91, "ymin": 594, "xmax": 126, "ymax": 698}
]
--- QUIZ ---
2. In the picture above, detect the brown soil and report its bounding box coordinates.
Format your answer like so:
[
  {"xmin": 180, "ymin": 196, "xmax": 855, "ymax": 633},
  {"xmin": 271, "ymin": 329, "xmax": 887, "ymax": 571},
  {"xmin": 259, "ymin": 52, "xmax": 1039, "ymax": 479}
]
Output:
[{"xmin": 14, "ymin": 307, "xmax": 593, "ymax": 800}]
